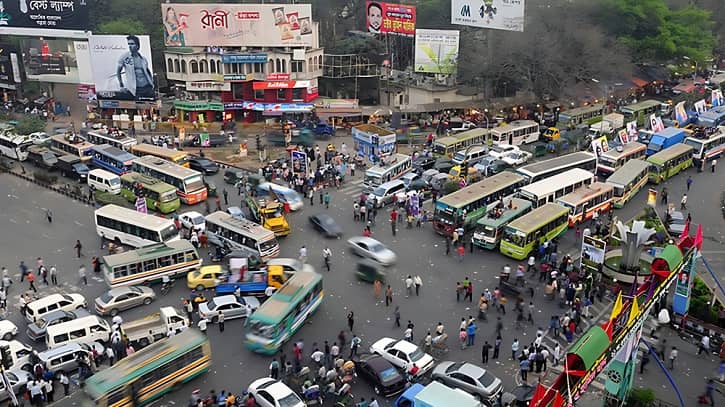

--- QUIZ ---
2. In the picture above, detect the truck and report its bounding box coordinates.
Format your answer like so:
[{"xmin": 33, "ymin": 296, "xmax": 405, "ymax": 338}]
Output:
[
  {"xmin": 646, "ymin": 127, "xmax": 688, "ymax": 156},
  {"xmin": 245, "ymin": 197, "xmax": 291, "ymax": 237},
  {"xmin": 394, "ymin": 382, "xmax": 484, "ymax": 407},
  {"xmin": 120, "ymin": 307, "xmax": 188, "ymax": 346},
  {"xmin": 293, "ymin": 120, "xmax": 335, "ymax": 137},
  {"xmin": 588, "ymin": 113, "xmax": 624, "ymax": 138},
  {"xmin": 449, "ymin": 121, "xmax": 477, "ymax": 134},
  {"xmin": 55, "ymin": 154, "xmax": 90, "ymax": 181},
  {"xmin": 214, "ymin": 264, "xmax": 290, "ymax": 297},
  {"xmin": 27, "ymin": 146, "xmax": 58, "ymax": 169}
]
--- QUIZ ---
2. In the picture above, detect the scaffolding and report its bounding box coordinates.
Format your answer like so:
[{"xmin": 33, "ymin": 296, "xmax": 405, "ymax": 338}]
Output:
[{"xmin": 322, "ymin": 54, "xmax": 380, "ymax": 79}]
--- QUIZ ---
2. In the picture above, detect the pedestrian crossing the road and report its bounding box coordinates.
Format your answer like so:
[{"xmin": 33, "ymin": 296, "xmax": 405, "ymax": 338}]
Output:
[{"xmin": 338, "ymin": 178, "xmax": 364, "ymax": 198}]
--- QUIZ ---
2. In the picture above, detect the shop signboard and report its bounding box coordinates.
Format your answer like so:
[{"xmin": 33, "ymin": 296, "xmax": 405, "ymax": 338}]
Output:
[
  {"xmin": 0, "ymin": 0, "xmax": 90, "ymax": 32},
  {"xmin": 580, "ymin": 235, "xmax": 606, "ymax": 274},
  {"xmin": 161, "ymin": 4, "xmax": 314, "ymax": 47},
  {"xmin": 88, "ymin": 35, "xmax": 156, "ymax": 101},
  {"xmin": 221, "ymin": 53, "xmax": 267, "ymax": 64},
  {"xmin": 266, "ymin": 73, "xmax": 290, "ymax": 81},
  {"xmin": 186, "ymin": 81, "xmax": 230, "ymax": 92},
  {"xmin": 365, "ymin": 1, "xmax": 416, "ymax": 36},
  {"xmin": 174, "ymin": 100, "xmax": 224, "ymax": 111}
]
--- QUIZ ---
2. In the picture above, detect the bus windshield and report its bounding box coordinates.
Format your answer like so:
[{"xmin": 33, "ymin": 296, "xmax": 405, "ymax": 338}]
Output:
[
  {"xmin": 186, "ymin": 175, "xmax": 204, "ymax": 192},
  {"xmin": 161, "ymin": 225, "xmax": 180, "ymax": 242},
  {"xmin": 259, "ymin": 237, "xmax": 279, "ymax": 253},
  {"xmin": 502, "ymin": 228, "xmax": 526, "ymax": 247},
  {"xmin": 160, "ymin": 189, "xmax": 179, "ymax": 203}
]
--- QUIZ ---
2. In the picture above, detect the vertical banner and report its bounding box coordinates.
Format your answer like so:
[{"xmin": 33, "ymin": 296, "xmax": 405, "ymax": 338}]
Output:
[
  {"xmin": 291, "ymin": 150, "xmax": 308, "ymax": 175},
  {"xmin": 649, "ymin": 114, "xmax": 665, "ymax": 132},
  {"xmin": 617, "ymin": 129, "xmax": 629, "ymax": 145},
  {"xmin": 647, "ymin": 188, "xmax": 657, "ymax": 207},
  {"xmin": 674, "ymin": 101, "xmax": 688, "ymax": 124},
  {"xmin": 591, "ymin": 135, "xmax": 609, "ymax": 158},
  {"xmin": 693, "ymin": 99, "xmax": 707, "ymax": 115},
  {"xmin": 626, "ymin": 121, "xmax": 638, "ymax": 142},
  {"xmin": 135, "ymin": 197, "xmax": 147, "ymax": 214},
  {"xmin": 580, "ymin": 235, "xmax": 606, "ymax": 274},
  {"xmin": 711, "ymin": 89, "xmax": 723, "ymax": 107},
  {"xmin": 672, "ymin": 249, "xmax": 698, "ymax": 315}
]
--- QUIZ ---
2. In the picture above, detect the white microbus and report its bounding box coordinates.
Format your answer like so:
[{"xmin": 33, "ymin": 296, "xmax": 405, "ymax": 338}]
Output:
[
  {"xmin": 81, "ymin": 128, "xmax": 138, "ymax": 151},
  {"xmin": 94, "ymin": 204, "xmax": 180, "ymax": 248},
  {"xmin": 518, "ymin": 168, "xmax": 595, "ymax": 208},
  {"xmin": 363, "ymin": 153, "xmax": 412, "ymax": 188},
  {"xmin": 490, "ymin": 120, "xmax": 540, "ymax": 146},
  {"xmin": 205, "ymin": 211, "xmax": 280, "ymax": 261},
  {"xmin": 0, "ymin": 132, "xmax": 32, "ymax": 161}
]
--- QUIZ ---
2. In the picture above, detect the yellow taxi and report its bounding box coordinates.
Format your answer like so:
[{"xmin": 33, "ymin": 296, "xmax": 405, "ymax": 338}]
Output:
[{"xmin": 187, "ymin": 265, "xmax": 225, "ymax": 291}]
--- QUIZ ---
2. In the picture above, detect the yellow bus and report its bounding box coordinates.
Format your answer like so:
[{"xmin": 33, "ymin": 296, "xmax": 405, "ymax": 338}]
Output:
[
  {"xmin": 499, "ymin": 203, "xmax": 570, "ymax": 260},
  {"xmin": 647, "ymin": 143, "xmax": 694, "ymax": 184},
  {"xmin": 132, "ymin": 143, "xmax": 190, "ymax": 167},
  {"xmin": 432, "ymin": 128, "xmax": 489, "ymax": 157},
  {"xmin": 596, "ymin": 141, "xmax": 647, "ymax": 178},
  {"xmin": 605, "ymin": 159, "xmax": 650, "ymax": 208},
  {"xmin": 556, "ymin": 182, "xmax": 614, "ymax": 227}
]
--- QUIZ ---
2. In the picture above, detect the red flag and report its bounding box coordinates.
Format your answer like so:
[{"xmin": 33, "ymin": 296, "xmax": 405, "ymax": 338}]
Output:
[
  {"xmin": 552, "ymin": 391, "xmax": 567, "ymax": 407},
  {"xmin": 601, "ymin": 319, "xmax": 614, "ymax": 339},
  {"xmin": 694, "ymin": 224, "xmax": 703, "ymax": 251},
  {"xmin": 681, "ymin": 219, "xmax": 690, "ymax": 240},
  {"xmin": 528, "ymin": 383, "xmax": 550, "ymax": 407}
]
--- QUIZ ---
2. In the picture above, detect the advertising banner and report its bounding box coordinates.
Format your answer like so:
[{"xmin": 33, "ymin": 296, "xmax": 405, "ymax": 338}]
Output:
[
  {"xmin": 617, "ymin": 129, "xmax": 628, "ymax": 145},
  {"xmin": 366, "ymin": 1, "xmax": 416, "ymax": 36},
  {"xmin": 291, "ymin": 150, "xmax": 308, "ymax": 175},
  {"xmin": 674, "ymin": 101, "xmax": 687, "ymax": 124},
  {"xmin": 711, "ymin": 89, "xmax": 723, "ymax": 107},
  {"xmin": 221, "ymin": 53, "xmax": 267, "ymax": 64},
  {"xmin": 590, "ymin": 135, "xmax": 609, "ymax": 158},
  {"xmin": 626, "ymin": 121, "xmax": 638, "ymax": 142},
  {"xmin": 88, "ymin": 35, "xmax": 155, "ymax": 101},
  {"xmin": 451, "ymin": 0, "xmax": 525, "ymax": 32},
  {"xmin": 0, "ymin": 0, "xmax": 89, "ymax": 31},
  {"xmin": 161, "ymin": 4, "xmax": 314, "ymax": 47},
  {"xmin": 693, "ymin": 99, "xmax": 707, "ymax": 115},
  {"xmin": 647, "ymin": 188, "xmax": 657, "ymax": 207},
  {"xmin": 580, "ymin": 235, "xmax": 606, "ymax": 274},
  {"xmin": 648, "ymin": 114, "xmax": 665, "ymax": 132},
  {"xmin": 414, "ymin": 29, "xmax": 459, "ymax": 74},
  {"xmin": 0, "ymin": 44, "xmax": 22, "ymax": 89}
]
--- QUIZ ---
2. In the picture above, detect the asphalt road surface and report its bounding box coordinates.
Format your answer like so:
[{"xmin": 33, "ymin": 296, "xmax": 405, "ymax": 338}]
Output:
[{"xmin": 1, "ymin": 150, "xmax": 722, "ymax": 407}]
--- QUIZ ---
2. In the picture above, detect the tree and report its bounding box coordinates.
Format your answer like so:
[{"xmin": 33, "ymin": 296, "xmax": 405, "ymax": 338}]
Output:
[
  {"xmin": 95, "ymin": 18, "xmax": 147, "ymax": 36},
  {"xmin": 14, "ymin": 116, "xmax": 46, "ymax": 135}
]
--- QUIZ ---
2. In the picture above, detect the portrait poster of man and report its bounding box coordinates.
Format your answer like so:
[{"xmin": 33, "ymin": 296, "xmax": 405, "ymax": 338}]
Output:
[
  {"xmin": 291, "ymin": 150, "xmax": 308, "ymax": 175},
  {"xmin": 299, "ymin": 17, "xmax": 312, "ymax": 35},
  {"xmin": 89, "ymin": 35, "xmax": 155, "ymax": 101},
  {"xmin": 626, "ymin": 121, "xmax": 638, "ymax": 142}
]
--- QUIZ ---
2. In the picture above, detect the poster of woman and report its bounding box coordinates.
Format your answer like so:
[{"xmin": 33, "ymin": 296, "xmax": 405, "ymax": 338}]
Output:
[{"xmin": 163, "ymin": 7, "xmax": 188, "ymax": 47}]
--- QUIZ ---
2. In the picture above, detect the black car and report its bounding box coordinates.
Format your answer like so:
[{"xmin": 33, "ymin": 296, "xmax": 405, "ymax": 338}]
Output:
[
  {"xmin": 433, "ymin": 158, "xmax": 454, "ymax": 174},
  {"xmin": 412, "ymin": 156, "xmax": 436, "ymax": 174},
  {"xmin": 355, "ymin": 354, "xmax": 406, "ymax": 397},
  {"xmin": 188, "ymin": 156, "xmax": 219, "ymax": 175},
  {"xmin": 309, "ymin": 213, "xmax": 343, "ymax": 238}
]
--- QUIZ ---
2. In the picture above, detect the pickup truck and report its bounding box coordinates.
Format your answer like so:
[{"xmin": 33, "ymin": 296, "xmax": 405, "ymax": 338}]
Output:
[
  {"xmin": 215, "ymin": 267, "xmax": 289, "ymax": 297},
  {"xmin": 56, "ymin": 155, "xmax": 89, "ymax": 181},
  {"xmin": 121, "ymin": 307, "xmax": 188, "ymax": 346},
  {"xmin": 449, "ymin": 121, "xmax": 477, "ymax": 133},
  {"xmin": 27, "ymin": 146, "xmax": 58, "ymax": 169},
  {"xmin": 646, "ymin": 127, "xmax": 687, "ymax": 156},
  {"xmin": 395, "ymin": 382, "xmax": 484, "ymax": 407}
]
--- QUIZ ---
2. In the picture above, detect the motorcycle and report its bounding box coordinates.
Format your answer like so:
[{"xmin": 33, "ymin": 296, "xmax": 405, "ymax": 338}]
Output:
[{"xmin": 210, "ymin": 244, "xmax": 230, "ymax": 263}]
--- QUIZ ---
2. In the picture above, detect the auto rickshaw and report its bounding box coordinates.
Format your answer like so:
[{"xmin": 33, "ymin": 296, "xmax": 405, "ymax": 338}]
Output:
[{"xmin": 355, "ymin": 259, "xmax": 386, "ymax": 283}]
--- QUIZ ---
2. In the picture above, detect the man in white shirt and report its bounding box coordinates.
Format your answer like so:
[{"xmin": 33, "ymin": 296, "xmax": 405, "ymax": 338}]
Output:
[
  {"xmin": 198, "ymin": 318, "xmax": 208, "ymax": 334},
  {"xmin": 299, "ymin": 246, "xmax": 307, "ymax": 262},
  {"xmin": 311, "ymin": 348, "xmax": 324, "ymax": 365}
]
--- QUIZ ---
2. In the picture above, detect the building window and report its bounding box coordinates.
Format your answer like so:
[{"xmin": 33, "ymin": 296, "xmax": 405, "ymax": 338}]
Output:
[
  {"xmin": 281, "ymin": 59, "xmax": 286, "ymax": 72},
  {"xmin": 275, "ymin": 59, "xmax": 282, "ymax": 72},
  {"xmin": 231, "ymin": 63, "xmax": 238, "ymax": 74},
  {"xmin": 292, "ymin": 88, "xmax": 303, "ymax": 100},
  {"xmin": 308, "ymin": 58, "xmax": 313, "ymax": 71},
  {"xmin": 216, "ymin": 61, "xmax": 221, "ymax": 74},
  {"xmin": 210, "ymin": 60, "xmax": 216, "ymax": 74},
  {"xmin": 200, "ymin": 60, "xmax": 207, "ymax": 73},
  {"xmin": 254, "ymin": 89, "xmax": 264, "ymax": 100},
  {"xmin": 190, "ymin": 60, "xmax": 198, "ymax": 73},
  {"xmin": 232, "ymin": 83, "xmax": 244, "ymax": 100},
  {"xmin": 268, "ymin": 59, "xmax": 274, "ymax": 73},
  {"xmin": 254, "ymin": 63, "xmax": 263, "ymax": 73},
  {"xmin": 277, "ymin": 89, "xmax": 286, "ymax": 100},
  {"xmin": 291, "ymin": 60, "xmax": 302, "ymax": 73},
  {"xmin": 181, "ymin": 60, "xmax": 187, "ymax": 73},
  {"xmin": 167, "ymin": 58, "xmax": 174, "ymax": 73},
  {"xmin": 174, "ymin": 59, "xmax": 180, "ymax": 73}
]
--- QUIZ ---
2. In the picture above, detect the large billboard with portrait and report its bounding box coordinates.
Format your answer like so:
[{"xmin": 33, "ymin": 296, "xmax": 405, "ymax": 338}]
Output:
[
  {"xmin": 88, "ymin": 35, "xmax": 155, "ymax": 101},
  {"xmin": 414, "ymin": 29, "xmax": 459, "ymax": 74},
  {"xmin": 451, "ymin": 0, "xmax": 525, "ymax": 32},
  {"xmin": 161, "ymin": 3, "xmax": 314, "ymax": 47},
  {"xmin": 365, "ymin": 1, "xmax": 415, "ymax": 36},
  {"xmin": 0, "ymin": 0, "xmax": 89, "ymax": 32}
]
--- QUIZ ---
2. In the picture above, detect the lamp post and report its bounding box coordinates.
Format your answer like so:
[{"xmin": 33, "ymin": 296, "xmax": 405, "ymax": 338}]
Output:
[
  {"xmin": 683, "ymin": 56, "xmax": 697, "ymax": 80},
  {"xmin": 592, "ymin": 78, "xmax": 607, "ymax": 118}
]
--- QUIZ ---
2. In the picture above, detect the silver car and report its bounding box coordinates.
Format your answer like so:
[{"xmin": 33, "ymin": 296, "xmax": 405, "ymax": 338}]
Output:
[
  {"xmin": 26, "ymin": 309, "xmax": 90, "ymax": 341},
  {"xmin": 94, "ymin": 286, "xmax": 156, "ymax": 316},
  {"xmin": 432, "ymin": 361, "xmax": 503, "ymax": 403},
  {"xmin": 347, "ymin": 236, "xmax": 397, "ymax": 266},
  {"xmin": 198, "ymin": 295, "xmax": 260, "ymax": 323},
  {"xmin": 0, "ymin": 369, "xmax": 33, "ymax": 402}
]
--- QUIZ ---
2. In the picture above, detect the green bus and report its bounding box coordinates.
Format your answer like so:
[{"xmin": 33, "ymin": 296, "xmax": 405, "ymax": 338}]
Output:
[
  {"xmin": 120, "ymin": 171, "xmax": 181, "ymax": 214},
  {"xmin": 245, "ymin": 271, "xmax": 323, "ymax": 355},
  {"xmin": 605, "ymin": 159, "xmax": 650, "ymax": 208},
  {"xmin": 432, "ymin": 128, "xmax": 489, "ymax": 157},
  {"xmin": 499, "ymin": 203, "xmax": 569, "ymax": 260},
  {"xmin": 102, "ymin": 240, "xmax": 202, "ymax": 288},
  {"xmin": 619, "ymin": 99, "xmax": 661, "ymax": 127},
  {"xmin": 472, "ymin": 198, "xmax": 532, "ymax": 250},
  {"xmin": 556, "ymin": 104, "xmax": 604, "ymax": 128},
  {"xmin": 82, "ymin": 329, "xmax": 211, "ymax": 407},
  {"xmin": 647, "ymin": 143, "xmax": 694, "ymax": 184}
]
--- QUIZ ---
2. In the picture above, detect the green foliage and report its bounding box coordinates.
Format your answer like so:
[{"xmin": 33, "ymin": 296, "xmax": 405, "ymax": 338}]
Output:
[
  {"xmin": 14, "ymin": 116, "xmax": 46, "ymax": 135},
  {"xmin": 627, "ymin": 388, "xmax": 655, "ymax": 406},
  {"xmin": 688, "ymin": 277, "xmax": 721, "ymax": 324},
  {"xmin": 442, "ymin": 180, "xmax": 461, "ymax": 195},
  {"xmin": 95, "ymin": 18, "xmax": 147, "ymax": 35},
  {"xmin": 33, "ymin": 172, "xmax": 58, "ymax": 185}
]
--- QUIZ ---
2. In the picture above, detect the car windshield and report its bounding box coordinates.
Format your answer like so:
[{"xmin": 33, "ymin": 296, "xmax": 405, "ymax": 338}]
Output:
[
  {"xmin": 491, "ymin": 146, "xmax": 506, "ymax": 153},
  {"xmin": 478, "ymin": 370, "xmax": 497, "ymax": 387},
  {"xmin": 129, "ymin": 286, "xmax": 142, "ymax": 294},
  {"xmin": 278, "ymin": 392, "xmax": 302, "ymax": 407},
  {"xmin": 109, "ymin": 178, "xmax": 121, "ymax": 186},
  {"xmin": 322, "ymin": 217, "xmax": 335, "ymax": 225},
  {"xmin": 379, "ymin": 367, "xmax": 402, "ymax": 384},
  {"xmin": 100, "ymin": 292, "xmax": 113, "ymax": 303},
  {"xmin": 408, "ymin": 347, "xmax": 426, "ymax": 362},
  {"xmin": 372, "ymin": 187, "xmax": 386, "ymax": 196},
  {"xmin": 35, "ymin": 317, "xmax": 48, "ymax": 329},
  {"xmin": 192, "ymin": 216, "xmax": 204, "ymax": 225},
  {"xmin": 368, "ymin": 243, "xmax": 385, "ymax": 253},
  {"xmin": 446, "ymin": 362, "xmax": 466, "ymax": 373}
]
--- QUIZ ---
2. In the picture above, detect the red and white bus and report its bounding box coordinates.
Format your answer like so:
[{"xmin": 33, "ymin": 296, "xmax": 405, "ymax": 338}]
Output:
[{"xmin": 131, "ymin": 155, "xmax": 208, "ymax": 204}]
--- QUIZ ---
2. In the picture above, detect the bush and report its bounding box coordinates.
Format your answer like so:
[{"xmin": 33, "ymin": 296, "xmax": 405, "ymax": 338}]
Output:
[
  {"xmin": 627, "ymin": 388, "xmax": 655, "ymax": 406},
  {"xmin": 33, "ymin": 172, "xmax": 57, "ymax": 185},
  {"xmin": 15, "ymin": 116, "xmax": 46, "ymax": 135},
  {"xmin": 95, "ymin": 191, "xmax": 129, "ymax": 207},
  {"xmin": 442, "ymin": 180, "xmax": 461, "ymax": 195},
  {"xmin": 688, "ymin": 277, "xmax": 722, "ymax": 324}
]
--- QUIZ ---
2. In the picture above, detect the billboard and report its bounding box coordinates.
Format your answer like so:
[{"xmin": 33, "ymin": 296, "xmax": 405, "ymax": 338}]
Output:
[
  {"xmin": 22, "ymin": 37, "xmax": 85, "ymax": 84},
  {"xmin": 88, "ymin": 35, "xmax": 155, "ymax": 101},
  {"xmin": 451, "ymin": 0, "xmax": 525, "ymax": 32},
  {"xmin": 580, "ymin": 235, "xmax": 606, "ymax": 274},
  {"xmin": 414, "ymin": 29, "xmax": 459, "ymax": 74},
  {"xmin": 0, "ymin": 0, "xmax": 89, "ymax": 31},
  {"xmin": 161, "ymin": 4, "xmax": 314, "ymax": 47},
  {"xmin": 0, "ymin": 44, "xmax": 22, "ymax": 89},
  {"xmin": 366, "ymin": 1, "xmax": 416, "ymax": 36}
]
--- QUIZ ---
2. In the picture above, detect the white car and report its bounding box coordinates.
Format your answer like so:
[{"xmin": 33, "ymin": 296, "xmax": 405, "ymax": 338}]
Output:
[
  {"xmin": 179, "ymin": 211, "xmax": 206, "ymax": 232},
  {"xmin": 488, "ymin": 144, "xmax": 520, "ymax": 159},
  {"xmin": 248, "ymin": 377, "xmax": 305, "ymax": 407},
  {"xmin": 369, "ymin": 337, "xmax": 435, "ymax": 377},
  {"xmin": 27, "ymin": 132, "xmax": 50, "ymax": 145},
  {"xmin": 347, "ymin": 236, "xmax": 397, "ymax": 266},
  {"xmin": 198, "ymin": 295, "xmax": 260, "ymax": 323},
  {"xmin": 0, "ymin": 320, "xmax": 18, "ymax": 341},
  {"xmin": 501, "ymin": 151, "xmax": 532, "ymax": 166}
]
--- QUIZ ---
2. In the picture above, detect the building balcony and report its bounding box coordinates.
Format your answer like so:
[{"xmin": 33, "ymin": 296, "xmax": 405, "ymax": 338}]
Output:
[{"xmin": 166, "ymin": 71, "xmax": 225, "ymax": 83}]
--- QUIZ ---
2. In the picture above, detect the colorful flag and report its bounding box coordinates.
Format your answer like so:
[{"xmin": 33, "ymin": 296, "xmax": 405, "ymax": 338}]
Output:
[
  {"xmin": 610, "ymin": 291, "xmax": 623, "ymax": 321},
  {"xmin": 695, "ymin": 224, "xmax": 703, "ymax": 251},
  {"xmin": 627, "ymin": 295, "xmax": 640, "ymax": 327}
]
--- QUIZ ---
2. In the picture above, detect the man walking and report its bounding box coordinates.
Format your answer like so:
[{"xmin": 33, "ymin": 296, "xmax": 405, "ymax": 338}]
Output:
[
  {"xmin": 493, "ymin": 336, "xmax": 501, "ymax": 359},
  {"xmin": 78, "ymin": 265, "xmax": 87, "ymax": 285},
  {"xmin": 46, "ymin": 209, "xmax": 52, "ymax": 223},
  {"xmin": 712, "ymin": 159, "xmax": 717, "ymax": 172},
  {"xmin": 218, "ymin": 311, "xmax": 225, "ymax": 332},
  {"xmin": 680, "ymin": 194, "xmax": 688, "ymax": 210},
  {"xmin": 511, "ymin": 338, "xmax": 520, "ymax": 360},
  {"xmin": 323, "ymin": 247, "xmax": 332, "ymax": 272},
  {"xmin": 74, "ymin": 240, "xmax": 83, "ymax": 258},
  {"xmin": 223, "ymin": 189, "xmax": 229, "ymax": 206},
  {"xmin": 405, "ymin": 275, "xmax": 413, "ymax": 297},
  {"xmin": 385, "ymin": 285, "xmax": 393, "ymax": 306},
  {"xmin": 686, "ymin": 176, "xmax": 693, "ymax": 191},
  {"xmin": 481, "ymin": 341, "xmax": 491, "ymax": 364}
]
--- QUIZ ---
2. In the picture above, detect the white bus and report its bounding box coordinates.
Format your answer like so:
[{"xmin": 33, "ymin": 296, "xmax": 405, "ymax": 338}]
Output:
[
  {"xmin": 0, "ymin": 132, "xmax": 32, "ymax": 161},
  {"xmin": 363, "ymin": 153, "xmax": 413, "ymax": 188},
  {"xmin": 490, "ymin": 120, "xmax": 540, "ymax": 146},
  {"xmin": 94, "ymin": 204, "xmax": 180, "ymax": 248},
  {"xmin": 205, "ymin": 211, "xmax": 280, "ymax": 261},
  {"xmin": 518, "ymin": 168, "xmax": 595, "ymax": 208},
  {"xmin": 596, "ymin": 142, "xmax": 647, "ymax": 177},
  {"xmin": 684, "ymin": 130, "xmax": 725, "ymax": 165},
  {"xmin": 515, "ymin": 152, "xmax": 597, "ymax": 184},
  {"xmin": 605, "ymin": 159, "xmax": 650, "ymax": 208},
  {"xmin": 131, "ymin": 155, "xmax": 208, "ymax": 204},
  {"xmin": 49, "ymin": 134, "xmax": 94, "ymax": 162},
  {"xmin": 81, "ymin": 128, "xmax": 138, "ymax": 151}
]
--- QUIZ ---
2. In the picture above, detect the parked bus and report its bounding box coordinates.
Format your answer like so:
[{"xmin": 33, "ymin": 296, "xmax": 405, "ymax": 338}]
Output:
[
  {"xmin": 499, "ymin": 203, "xmax": 570, "ymax": 260},
  {"xmin": 515, "ymin": 152, "xmax": 597, "ymax": 184},
  {"xmin": 432, "ymin": 128, "xmax": 489, "ymax": 157},
  {"xmin": 490, "ymin": 120, "xmax": 540, "ymax": 146},
  {"xmin": 91, "ymin": 144, "xmax": 137, "ymax": 175},
  {"xmin": 131, "ymin": 143, "xmax": 190, "ymax": 167},
  {"xmin": 556, "ymin": 182, "xmax": 614, "ymax": 227},
  {"xmin": 606, "ymin": 159, "xmax": 650, "ymax": 208},
  {"xmin": 101, "ymin": 240, "xmax": 201, "ymax": 287},
  {"xmin": 684, "ymin": 131, "xmax": 725, "ymax": 165},
  {"xmin": 0, "ymin": 132, "xmax": 31, "ymax": 161},
  {"xmin": 472, "ymin": 198, "xmax": 533, "ymax": 250},
  {"xmin": 83, "ymin": 330, "xmax": 211, "ymax": 407},
  {"xmin": 49, "ymin": 134, "xmax": 94, "ymax": 162},
  {"xmin": 433, "ymin": 171, "xmax": 525, "ymax": 236},
  {"xmin": 81, "ymin": 128, "xmax": 137, "ymax": 151},
  {"xmin": 363, "ymin": 153, "xmax": 412, "ymax": 188},
  {"xmin": 596, "ymin": 142, "xmax": 647, "ymax": 177},
  {"xmin": 556, "ymin": 104, "xmax": 604, "ymax": 128},
  {"xmin": 518, "ymin": 168, "xmax": 595, "ymax": 208},
  {"xmin": 647, "ymin": 143, "xmax": 694, "ymax": 184},
  {"xmin": 132, "ymin": 155, "xmax": 208, "ymax": 204},
  {"xmin": 619, "ymin": 100, "xmax": 661, "ymax": 127},
  {"xmin": 120, "ymin": 172, "xmax": 181, "ymax": 214},
  {"xmin": 205, "ymin": 211, "xmax": 280, "ymax": 261},
  {"xmin": 94, "ymin": 204, "xmax": 180, "ymax": 248},
  {"xmin": 245, "ymin": 271, "xmax": 323, "ymax": 354}
]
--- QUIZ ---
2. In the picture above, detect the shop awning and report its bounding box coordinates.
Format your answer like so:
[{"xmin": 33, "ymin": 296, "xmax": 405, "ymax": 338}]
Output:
[
  {"xmin": 672, "ymin": 81, "xmax": 697, "ymax": 94},
  {"xmin": 317, "ymin": 108, "xmax": 363, "ymax": 119},
  {"xmin": 631, "ymin": 77, "xmax": 649, "ymax": 88}
]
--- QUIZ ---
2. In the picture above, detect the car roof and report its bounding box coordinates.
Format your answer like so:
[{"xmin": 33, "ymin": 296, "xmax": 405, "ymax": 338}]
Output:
[
  {"xmin": 106, "ymin": 286, "xmax": 140, "ymax": 296},
  {"xmin": 364, "ymin": 355, "xmax": 395, "ymax": 372},
  {"xmin": 182, "ymin": 211, "xmax": 204, "ymax": 218},
  {"xmin": 211, "ymin": 295, "xmax": 240, "ymax": 305},
  {"xmin": 457, "ymin": 362, "xmax": 486, "ymax": 378},
  {"xmin": 351, "ymin": 236, "xmax": 381, "ymax": 246},
  {"xmin": 393, "ymin": 339, "xmax": 417, "ymax": 353}
]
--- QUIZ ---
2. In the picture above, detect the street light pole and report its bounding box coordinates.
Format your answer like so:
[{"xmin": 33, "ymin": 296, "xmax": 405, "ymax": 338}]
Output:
[
  {"xmin": 592, "ymin": 78, "xmax": 607, "ymax": 119},
  {"xmin": 683, "ymin": 56, "xmax": 697, "ymax": 80}
]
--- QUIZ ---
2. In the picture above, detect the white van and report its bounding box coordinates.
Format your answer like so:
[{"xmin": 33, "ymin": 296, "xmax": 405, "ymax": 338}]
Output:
[
  {"xmin": 46, "ymin": 315, "xmax": 111, "ymax": 349},
  {"xmin": 25, "ymin": 293, "xmax": 87, "ymax": 324},
  {"xmin": 0, "ymin": 340, "xmax": 33, "ymax": 371},
  {"xmin": 370, "ymin": 180, "xmax": 406, "ymax": 207},
  {"xmin": 88, "ymin": 169, "xmax": 121, "ymax": 194},
  {"xmin": 452, "ymin": 145, "xmax": 489, "ymax": 165},
  {"xmin": 37, "ymin": 342, "xmax": 103, "ymax": 374}
]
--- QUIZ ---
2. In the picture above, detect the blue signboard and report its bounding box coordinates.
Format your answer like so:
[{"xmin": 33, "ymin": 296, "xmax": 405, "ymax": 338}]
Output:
[{"xmin": 221, "ymin": 53, "xmax": 268, "ymax": 64}]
